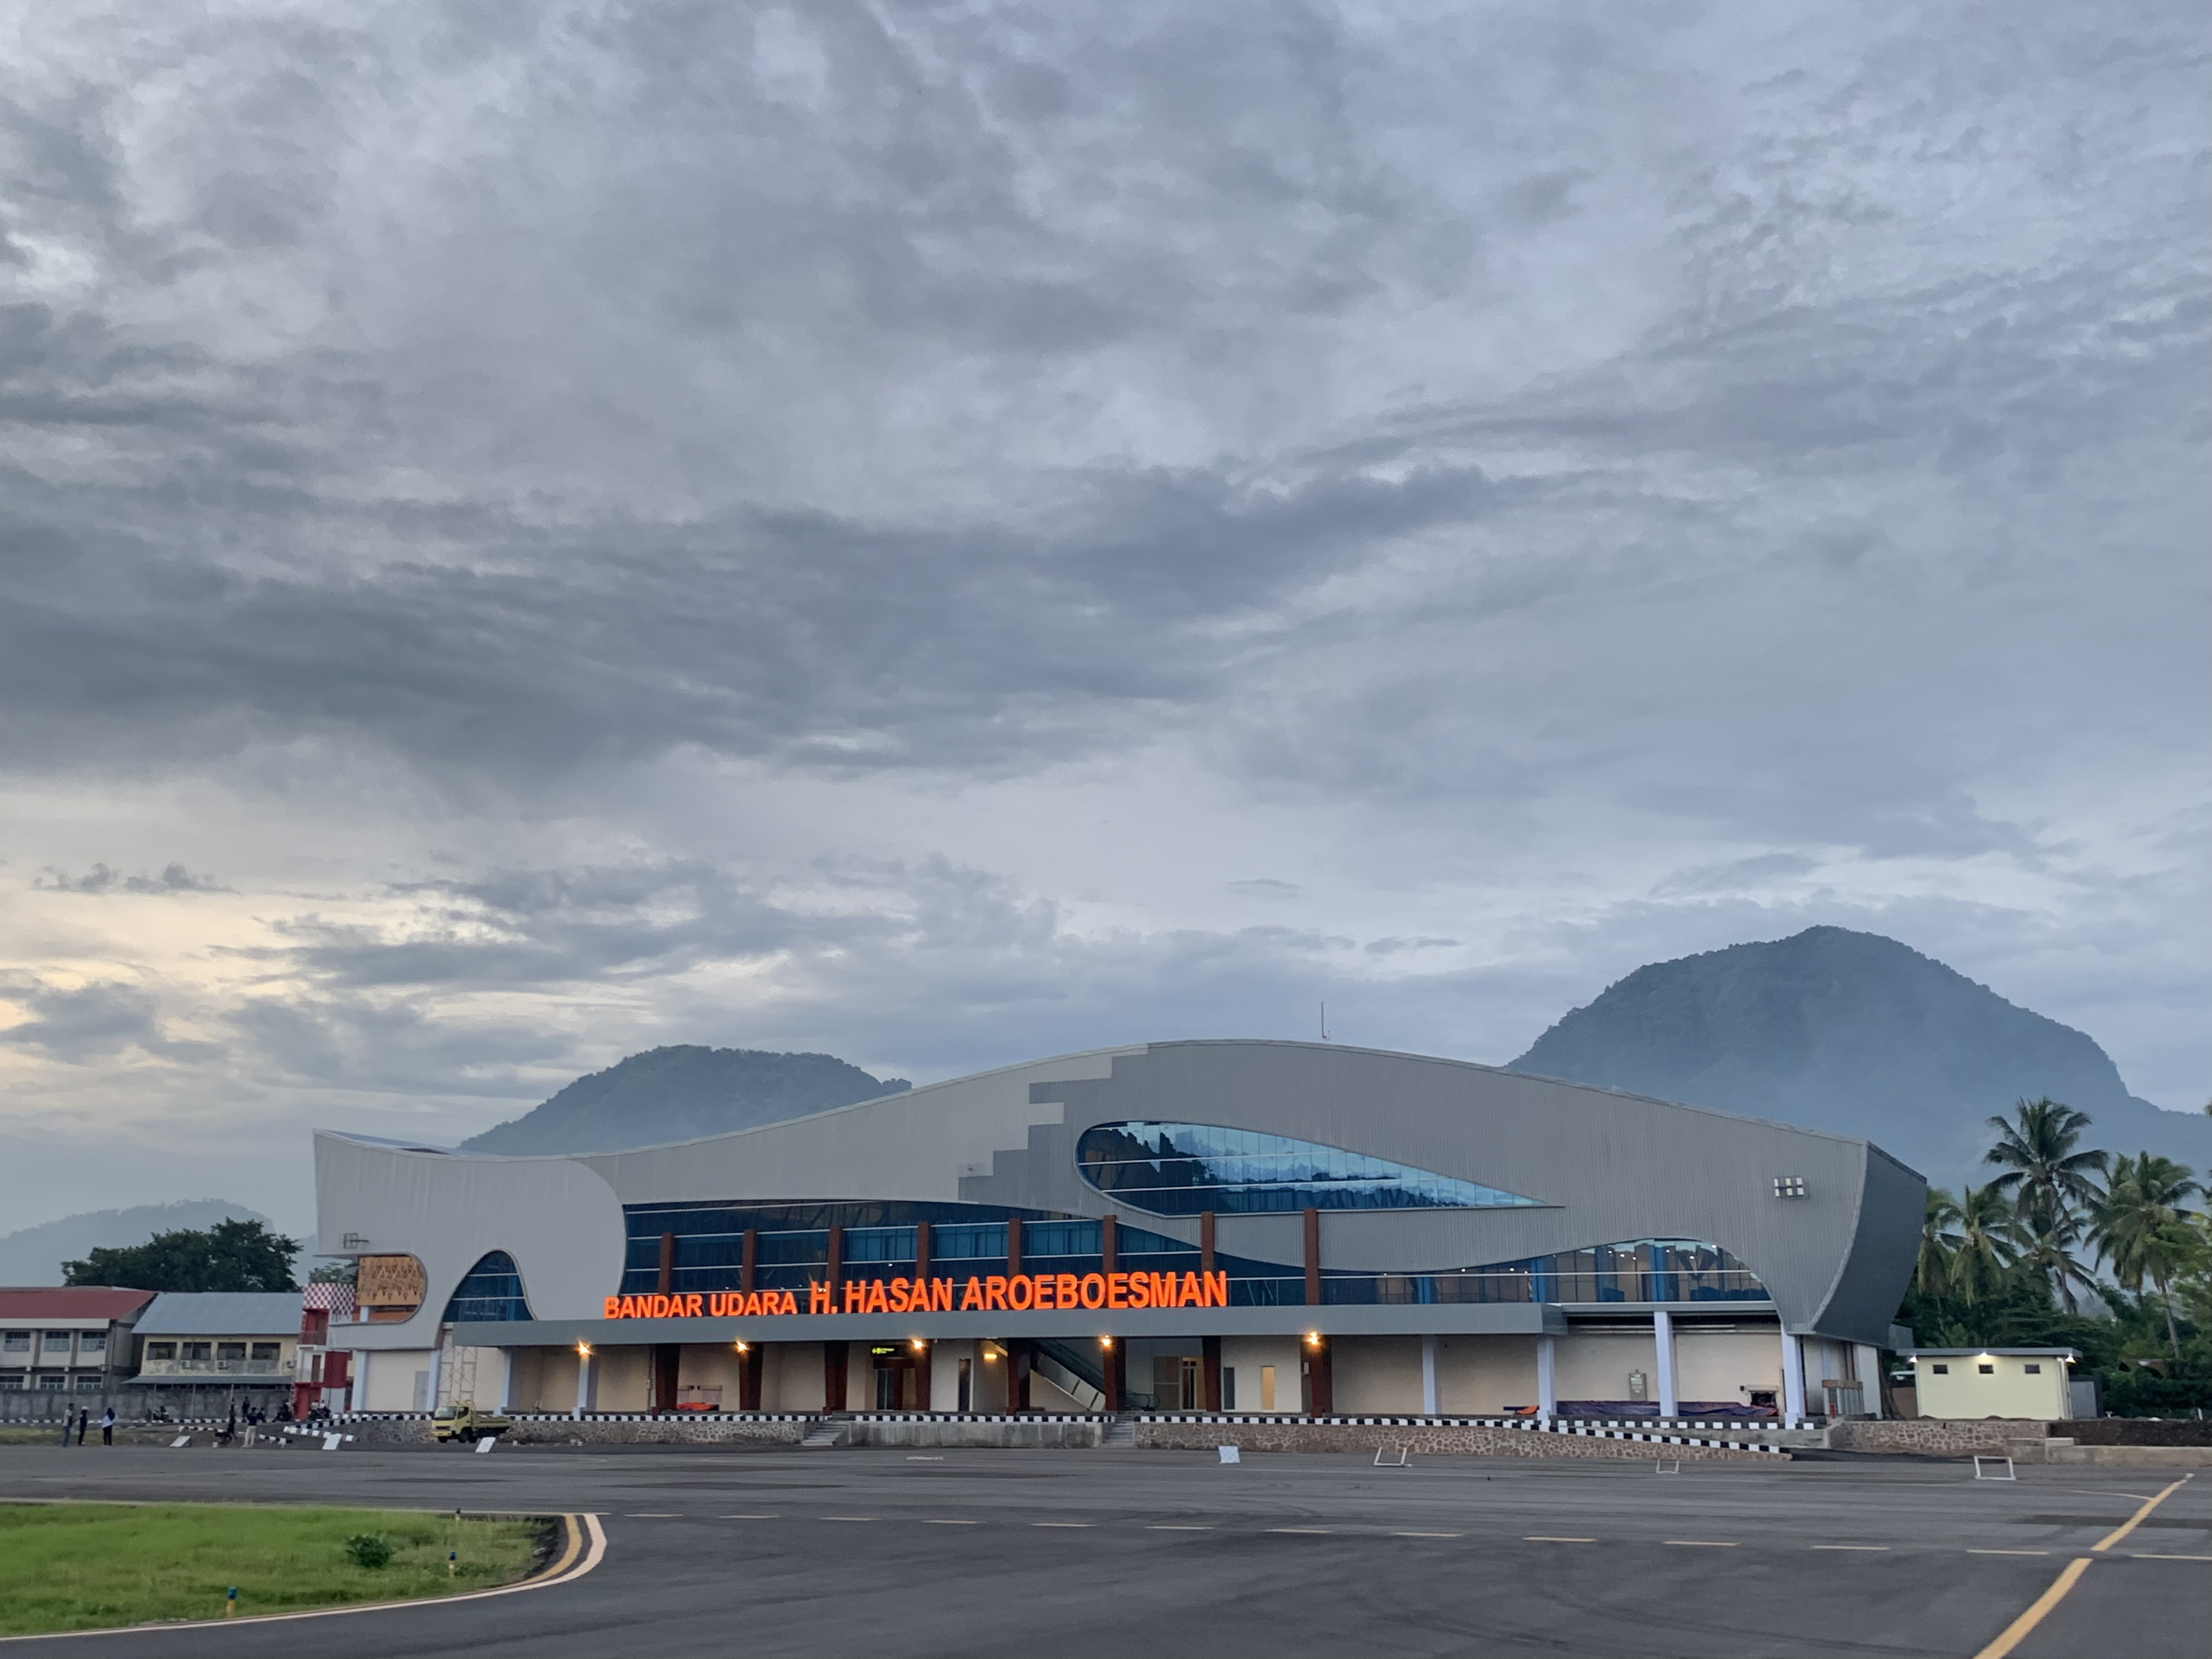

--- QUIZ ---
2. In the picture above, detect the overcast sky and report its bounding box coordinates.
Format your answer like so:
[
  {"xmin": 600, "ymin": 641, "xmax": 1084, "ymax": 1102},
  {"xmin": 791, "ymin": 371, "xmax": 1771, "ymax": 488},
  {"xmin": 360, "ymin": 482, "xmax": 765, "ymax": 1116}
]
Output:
[{"xmin": 2, "ymin": 0, "xmax": 2205, "ymax": 1240}]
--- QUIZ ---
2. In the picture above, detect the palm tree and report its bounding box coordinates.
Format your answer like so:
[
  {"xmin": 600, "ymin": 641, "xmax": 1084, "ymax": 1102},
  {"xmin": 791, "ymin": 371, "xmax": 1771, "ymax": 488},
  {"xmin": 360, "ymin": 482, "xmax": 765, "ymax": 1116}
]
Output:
[
  {"xmin": 2011, "ymin": 1204, "xmax": 2100, "ymax": 1317},
  {"xmin": 1917, "ymin": 1188, "xmax": 1963, "ymax": 1298},
  {"xmin": 1985, "ymin": 1097, "xmax": 2107, "ymax": 1231},
  {"xmin": 2090, "ymin": 1153, "xmax": 2204, "ymax": 1359},
  {"xmin": 1949, "ymin": 1184, "xmax": 2020, "ymax": 1307}
]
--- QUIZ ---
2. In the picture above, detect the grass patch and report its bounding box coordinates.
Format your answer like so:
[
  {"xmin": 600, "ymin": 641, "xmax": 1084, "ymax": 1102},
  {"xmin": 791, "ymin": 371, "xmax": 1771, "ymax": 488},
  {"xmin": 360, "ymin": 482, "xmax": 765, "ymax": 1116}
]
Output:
[
  {"xmin": 0, "ymin": 1503, "xmax": 550, "ymax": 1635},
  {"xmin": 0, "ymin": 1425, "xmax": 79, "ymax": 1446}
]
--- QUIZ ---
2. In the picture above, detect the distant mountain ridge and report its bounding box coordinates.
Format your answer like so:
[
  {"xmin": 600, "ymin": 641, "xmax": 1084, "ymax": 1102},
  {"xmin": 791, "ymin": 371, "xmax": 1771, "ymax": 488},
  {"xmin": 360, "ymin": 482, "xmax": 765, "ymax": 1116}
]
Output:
[
  {"xmin": 0, "ymin": 1200, "xmax": 272, "ymax": 1286},
  {"xmin": 461, "ymin": 1045, "xmax": 912, "ymax": 1155},
  {"xmin": 1510, "ymin": 926, "xmax": 2209, "ymax": 1192}
]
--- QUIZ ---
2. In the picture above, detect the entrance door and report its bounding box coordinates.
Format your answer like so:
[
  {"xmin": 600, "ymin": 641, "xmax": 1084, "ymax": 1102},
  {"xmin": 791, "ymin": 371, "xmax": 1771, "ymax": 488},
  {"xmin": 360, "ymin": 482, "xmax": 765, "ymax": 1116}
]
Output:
[{"xmin": 957, "ymin": 1358, "xmax": 972, "ymax": 1412}]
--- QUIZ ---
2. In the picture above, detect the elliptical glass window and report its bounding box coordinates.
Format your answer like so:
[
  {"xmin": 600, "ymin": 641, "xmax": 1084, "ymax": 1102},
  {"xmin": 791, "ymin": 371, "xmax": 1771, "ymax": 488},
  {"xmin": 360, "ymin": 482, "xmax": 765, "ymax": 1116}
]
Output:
[
  {"xmin": 443, "ymin": 1251, "xmax": 532, "ymax": 1322},
  {"xmin": 1077, "ymin": 1122, "xmax": 1547, "ymax": 1214}
]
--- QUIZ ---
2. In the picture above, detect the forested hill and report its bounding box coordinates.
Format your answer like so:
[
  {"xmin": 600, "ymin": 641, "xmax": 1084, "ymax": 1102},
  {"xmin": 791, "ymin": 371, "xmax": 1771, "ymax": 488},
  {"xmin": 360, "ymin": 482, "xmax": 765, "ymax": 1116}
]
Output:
[
  {"xmin": 461, "ymin": 1046, "xmax": 912, "ymax": 1155},
  {"xmin": 1510, "ymin": 926, "xmax": 2210, "ymax": 1192}
]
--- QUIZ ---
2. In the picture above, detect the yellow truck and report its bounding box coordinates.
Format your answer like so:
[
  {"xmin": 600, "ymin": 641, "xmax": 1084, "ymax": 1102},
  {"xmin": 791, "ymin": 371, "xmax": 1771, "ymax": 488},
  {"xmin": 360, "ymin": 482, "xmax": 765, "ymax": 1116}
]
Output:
[{"xmin": 431, "ymin": 1402, "xmax": 513, "ymax": 1443}]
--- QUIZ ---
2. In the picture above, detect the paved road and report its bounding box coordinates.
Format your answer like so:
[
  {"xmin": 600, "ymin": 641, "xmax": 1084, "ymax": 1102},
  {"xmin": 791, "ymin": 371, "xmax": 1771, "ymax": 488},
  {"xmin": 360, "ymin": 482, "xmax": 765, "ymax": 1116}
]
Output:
[{"xmin": 4, "ymin": 1443, "xmax": 2206, "ymax": 1656}]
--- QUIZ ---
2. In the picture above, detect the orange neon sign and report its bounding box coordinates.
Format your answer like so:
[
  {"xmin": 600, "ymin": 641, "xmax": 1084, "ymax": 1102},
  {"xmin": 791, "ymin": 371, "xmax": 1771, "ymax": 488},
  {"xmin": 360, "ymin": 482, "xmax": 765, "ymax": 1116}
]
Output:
[{"xmin": 602, "ymin": 1270, "xmax": 1230, "ymax": 1321}]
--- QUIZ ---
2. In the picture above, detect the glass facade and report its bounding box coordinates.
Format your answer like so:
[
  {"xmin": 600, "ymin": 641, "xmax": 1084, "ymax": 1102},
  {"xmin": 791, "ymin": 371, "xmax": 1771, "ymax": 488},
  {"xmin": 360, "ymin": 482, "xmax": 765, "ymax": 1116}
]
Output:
[
  {"xmin": 1077, "ymin": 1122, "xmax": 1547, "ymax": 1214},
  {"xmin": 621, "ymin": 1201, "xmax": 1766, "ymax": 1307},
  {"xmin": 444, "ymin": 1250, "xmax": 532, "ymax": 1322}
]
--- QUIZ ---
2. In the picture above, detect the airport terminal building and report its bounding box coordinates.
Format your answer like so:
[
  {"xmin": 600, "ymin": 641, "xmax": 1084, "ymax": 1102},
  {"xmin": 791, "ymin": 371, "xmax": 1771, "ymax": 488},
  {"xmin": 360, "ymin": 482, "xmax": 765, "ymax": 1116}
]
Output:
[{"xmin": 315, "ymin": 1041, "xmax": 1922, "ymax": 1425}]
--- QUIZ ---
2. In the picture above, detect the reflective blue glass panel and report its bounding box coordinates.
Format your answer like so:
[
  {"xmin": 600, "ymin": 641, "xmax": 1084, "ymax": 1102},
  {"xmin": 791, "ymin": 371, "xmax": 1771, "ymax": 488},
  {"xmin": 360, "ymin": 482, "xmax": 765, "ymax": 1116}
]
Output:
[
  {"xmin": 1077, "ymin": 1121, "xmax": 1547, "ymax": 1214},
  {"xmin": 443, "ymin": 1250, "xmax": 532, "ymax": 1322}
]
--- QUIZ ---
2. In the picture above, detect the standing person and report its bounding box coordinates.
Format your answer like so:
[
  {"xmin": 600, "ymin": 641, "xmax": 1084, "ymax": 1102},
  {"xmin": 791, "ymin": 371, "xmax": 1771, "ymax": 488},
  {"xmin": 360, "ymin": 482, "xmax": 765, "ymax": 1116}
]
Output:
[
  {"xmin": 57, "ymin": 1408, "xmax": 70, "ymax": 1446},
  {"xmin": 75, "ymin": 1406, "xmax": 89, "ymax": 1445},
  {"xmin": 100, "ymin": 1406, "xmax": 115, "ymax": 1446}
]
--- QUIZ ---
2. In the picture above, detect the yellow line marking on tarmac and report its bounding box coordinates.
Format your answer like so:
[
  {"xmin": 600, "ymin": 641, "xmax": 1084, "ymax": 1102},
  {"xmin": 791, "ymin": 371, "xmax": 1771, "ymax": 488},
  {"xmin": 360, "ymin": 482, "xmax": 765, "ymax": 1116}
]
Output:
[
  {"xmin": 2091, "ymin": 1475, "xmax": 2193, "ymax": 1553},
  {"xmin": 1969, "ymin": 1549, "xmax": 2049, "ymax": 1556},
  {"xmin": 1972, "ymin": 1556, "xmax": 2092, "ymax": 1659}
]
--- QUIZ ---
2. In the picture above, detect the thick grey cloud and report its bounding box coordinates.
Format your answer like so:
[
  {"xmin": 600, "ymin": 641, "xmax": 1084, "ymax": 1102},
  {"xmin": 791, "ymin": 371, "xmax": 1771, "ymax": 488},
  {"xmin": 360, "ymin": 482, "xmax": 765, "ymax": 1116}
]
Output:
[{"xmin": 0, "ymin": 0, "xmax": 2205, "ymax": 1225}]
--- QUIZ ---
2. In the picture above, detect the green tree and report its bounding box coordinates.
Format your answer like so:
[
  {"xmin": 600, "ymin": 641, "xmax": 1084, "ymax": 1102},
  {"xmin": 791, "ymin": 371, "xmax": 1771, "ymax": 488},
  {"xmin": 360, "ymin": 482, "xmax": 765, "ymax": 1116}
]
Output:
[
  {"xmin": 2090, "ymin": 1153, "xmax": 2204, "ymax": 1361},
  {"xmin": 62, "ymin": 1219, "xmax": 300, "ymax": 1292},
  {"xmin": 1985, "ymin": 1098, "xmax": 2106, "ymax": 1217},
  {"xmin": 1948, "ymin": 1184, "xmax": 2019, "ymax": 1306},
  {"xmin": 1916, "ymin": 1188, "xmax": 1963, "ymax": 1297}
]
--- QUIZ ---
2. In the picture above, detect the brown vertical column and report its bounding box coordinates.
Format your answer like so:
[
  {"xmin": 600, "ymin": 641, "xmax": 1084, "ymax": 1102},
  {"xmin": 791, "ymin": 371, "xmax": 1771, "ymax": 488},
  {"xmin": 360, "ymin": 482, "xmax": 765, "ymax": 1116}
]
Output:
[
  {"xmin": 740, "ymin": 1229, "xmax": 758, "ymax": 1294},
  {"xmin": 658, "ymin": 1232, "xmax": 676, "ymax": 1294},
  {"xmin": 1009, "ymin": 1341, "xmax": 1032, "ymax": 1412},
  {"xmin": 652, "ymin": 1343, "xmax": 679, "ymax": 1413},
  {"xmin": 912, "ymin": 1341, "xmax": 932, "ymax": 1411},
  {"xmin": 1303, "ymin": 1336, "xmax": 1333, "ymax": 1417},
  {"xmin": 823, "ymin": 1340, "xmax": 849, "ymax": 1412},
  {"xmin": 1201, "ymin": 1335, "xmax": 1223, "ymax": 1411},
  {"xmin": 1101, "ymin": 1214, "xmax": 1118, "ymax": 1273},
  {"xmin": 738, "ymin": 1344, "xmax": 763, "ymax": 1412},
  {"xmin": 1302, "ymin": 1207, "xmax": 1322, "ymax": 1306},
  {"xmin": 826, "ymin": 1223, "xmax": 844, "ymax": 1310},
  {"xmin": 1199, "ymin": 1210, "xmax": 1216, "ymax": 1275},
  {"xmin": 1005, "ymin": 1216, "xmax": 1023, "ymax": 1279},
  {"xmin": 914, "ymin": 1221, "xmax": 932, "ymax": 1281},
  {"xmin": 1102, "ymin": 1340, "xmax": 1124, "ymax": 1413}
]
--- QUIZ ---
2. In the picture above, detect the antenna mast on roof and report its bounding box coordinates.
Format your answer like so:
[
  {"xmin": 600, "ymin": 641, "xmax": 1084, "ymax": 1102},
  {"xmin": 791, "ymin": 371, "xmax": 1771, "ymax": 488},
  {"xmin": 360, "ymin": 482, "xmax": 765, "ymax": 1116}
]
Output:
[{"xmin": 1321, "ymin": 1002, "xmax": 1330, "ymax": 1041}]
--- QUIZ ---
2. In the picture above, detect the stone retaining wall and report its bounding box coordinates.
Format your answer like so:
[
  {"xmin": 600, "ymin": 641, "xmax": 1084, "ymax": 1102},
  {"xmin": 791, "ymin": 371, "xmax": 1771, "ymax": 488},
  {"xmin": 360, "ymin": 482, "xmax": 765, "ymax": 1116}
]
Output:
[
  {"xmin": 1136, "ymin": 1420, "xmax": 1776, "ymax": 1461},
  {"xmin": 1826, "ymin": 1419, "xmax": 2050, "ymax": 1457}
]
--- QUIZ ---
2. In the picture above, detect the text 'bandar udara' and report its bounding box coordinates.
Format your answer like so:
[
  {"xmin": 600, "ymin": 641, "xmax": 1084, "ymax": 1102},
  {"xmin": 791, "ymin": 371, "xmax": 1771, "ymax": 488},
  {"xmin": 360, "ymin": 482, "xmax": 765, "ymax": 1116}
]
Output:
[{"xmin": 604, "ymin": 1270, "xmax": 1233, "ymax": 1321}]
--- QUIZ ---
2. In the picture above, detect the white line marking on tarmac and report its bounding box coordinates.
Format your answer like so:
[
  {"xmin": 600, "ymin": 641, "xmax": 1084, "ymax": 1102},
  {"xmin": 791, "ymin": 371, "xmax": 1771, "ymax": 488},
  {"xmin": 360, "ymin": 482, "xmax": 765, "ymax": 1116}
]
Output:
[
  {"xmin": 720, "ymin": 1514, "xmax": 778, "ymax": 1519},
  {"xmin": 1268, "ymin": 1528, "xmax": 1331, "ymax": 1534},
  {"xmin": 1664, "ymin": 1541, "xmax": 1737, "ymax": 1547},
  {"xmin": 1149, "ymin": 1525, "xmax": 1212, "ymax": 1530},
  {"xmin": 2132, "ymin": 1553, "xmax": 2212, "ymax": 1561},
  {"xmin": 1526, "ymin": 1536, "xmax": 1595, "ymax": 1543},
  {"xmin": 1968, "ymin": 1549, "xmax": 2049, "ymax": 1556},
  {"xmin": 1035, "ymin": 1522, "xmax": 1094, "ymax": 1528},
  {"xmin": 923, "ymin": 1519, "xmax": 978, "ymax": 1525},
  {"xmin": 1392, "ymin": 1532, "xmax": 1461, "ymax": 1538},
  {"xmin": 1813, "ymin": 1545, "xmax": 1889, "ymax": 1551},
  {"xmin": 820, "ymin": 1516, "xmax": 879, "ymax": 1522}
]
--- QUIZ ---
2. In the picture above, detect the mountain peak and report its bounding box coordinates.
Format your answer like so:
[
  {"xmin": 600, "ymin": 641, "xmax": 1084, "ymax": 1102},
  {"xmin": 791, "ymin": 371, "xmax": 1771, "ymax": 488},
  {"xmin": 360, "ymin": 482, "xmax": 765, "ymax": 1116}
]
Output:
[
  {"xmin": 461, "ymin": 1045, "xmax": 912, "ymax": 1155},
  {"xmin": 1510, "ymin": 928, "xmax": 2205, "ymax": 1189}
]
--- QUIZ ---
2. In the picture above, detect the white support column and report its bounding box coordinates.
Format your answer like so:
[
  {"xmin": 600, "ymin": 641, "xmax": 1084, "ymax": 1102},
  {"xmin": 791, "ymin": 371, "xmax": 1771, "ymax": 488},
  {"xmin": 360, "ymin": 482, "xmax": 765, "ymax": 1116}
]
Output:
[
  {"xmin": 1420, "ymin": 1334, "xmax": 1440, "ymax": 1417},
  {"xmin": 347, "ymin": 1352, "xmax": 365, "ymax": 1414},
  {"xmin": 1653, "ymin": 1310, "xmax": 1678, "ymax": 1420},
  {"xmin": 572, "ymin": 1347, "xmax": 596, "ymax": 1419},
  {"xmin": 1536, "ymin": 1333, "xmax": 1557, "ymax": 1420},
  {"xmin": 424, "ymin": 1340, "xmax": 443, "ymax": 1414},
  {"xmin": 1780, "ymin": 1330, "xmax": 1807, "ymax": 1424},
  {"xmin": 1852, "ymin": 1343, "xmax": 1882, "ymax": 1418},
  {"xmin": 495, "ymin": 1349, "xmax": 518, "ymax": 1413}
]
